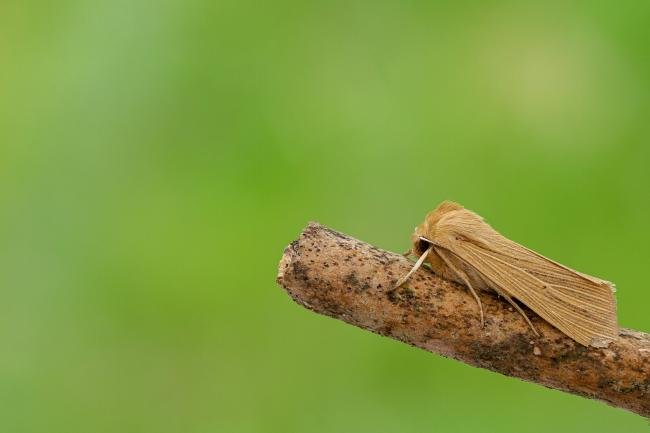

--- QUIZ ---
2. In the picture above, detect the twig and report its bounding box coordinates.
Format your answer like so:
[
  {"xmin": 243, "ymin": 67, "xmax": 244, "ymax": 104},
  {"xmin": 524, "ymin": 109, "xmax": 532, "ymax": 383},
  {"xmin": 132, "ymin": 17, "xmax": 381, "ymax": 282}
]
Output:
[{"xmin": 276, "ymin": 222, "xmax": 650, "ymax": 417}]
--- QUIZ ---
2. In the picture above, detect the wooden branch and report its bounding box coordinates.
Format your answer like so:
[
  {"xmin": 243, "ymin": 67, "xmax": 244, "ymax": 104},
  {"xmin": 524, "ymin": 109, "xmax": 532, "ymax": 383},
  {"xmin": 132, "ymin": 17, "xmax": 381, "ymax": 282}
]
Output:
[{"xmin": 276, "ymin": 222, "xmax": 650, "ymax": 417}]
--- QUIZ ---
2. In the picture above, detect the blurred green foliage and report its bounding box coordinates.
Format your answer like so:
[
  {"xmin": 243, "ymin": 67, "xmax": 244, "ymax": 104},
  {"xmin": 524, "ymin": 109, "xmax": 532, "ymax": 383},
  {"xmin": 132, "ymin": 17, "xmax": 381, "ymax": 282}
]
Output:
[{"xmin": 2, "ymin": 1, "xmax": 650, "ymax": 432}]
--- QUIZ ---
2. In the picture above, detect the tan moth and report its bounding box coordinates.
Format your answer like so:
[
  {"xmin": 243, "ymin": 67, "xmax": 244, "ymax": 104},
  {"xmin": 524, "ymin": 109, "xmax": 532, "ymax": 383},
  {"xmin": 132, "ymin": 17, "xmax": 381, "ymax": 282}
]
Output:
[{"xmin": 395, "ymin": 201, "xmax": 618, "ymax": 347}]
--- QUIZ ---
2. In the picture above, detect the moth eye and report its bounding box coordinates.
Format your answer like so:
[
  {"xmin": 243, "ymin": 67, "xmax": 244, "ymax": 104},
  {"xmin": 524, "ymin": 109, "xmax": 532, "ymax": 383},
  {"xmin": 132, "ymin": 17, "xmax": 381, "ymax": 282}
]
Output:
[{"xmin": 417, "ymin": 239, "xmax": 429, "ymax": 253}]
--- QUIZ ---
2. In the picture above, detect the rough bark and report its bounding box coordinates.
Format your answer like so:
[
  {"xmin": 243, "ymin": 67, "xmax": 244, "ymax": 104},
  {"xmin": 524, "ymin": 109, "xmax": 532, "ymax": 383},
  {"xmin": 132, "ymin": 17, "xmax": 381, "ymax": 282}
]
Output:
[{"xmin": 276, "ymin": 222, "xmax": 650, "ymax": 417}]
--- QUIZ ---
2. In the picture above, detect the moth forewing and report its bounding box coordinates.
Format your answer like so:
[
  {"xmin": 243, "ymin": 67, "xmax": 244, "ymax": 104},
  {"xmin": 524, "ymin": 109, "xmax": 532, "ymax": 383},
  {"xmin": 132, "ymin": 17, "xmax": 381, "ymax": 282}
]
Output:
[{"xmin": 456, "ymin": 239, "xmax": 617, "ymax": 346}]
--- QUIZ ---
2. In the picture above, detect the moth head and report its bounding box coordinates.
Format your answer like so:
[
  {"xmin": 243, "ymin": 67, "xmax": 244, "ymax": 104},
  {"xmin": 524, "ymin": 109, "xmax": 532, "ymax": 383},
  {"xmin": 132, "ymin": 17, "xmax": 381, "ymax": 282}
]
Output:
[
  {"xmin": 410, "ymin": 200, "xmax": 464, "ymax": 255},
  {"xmin": 411, "ymin": 224, "xmax": 433, "ymax": 256}
]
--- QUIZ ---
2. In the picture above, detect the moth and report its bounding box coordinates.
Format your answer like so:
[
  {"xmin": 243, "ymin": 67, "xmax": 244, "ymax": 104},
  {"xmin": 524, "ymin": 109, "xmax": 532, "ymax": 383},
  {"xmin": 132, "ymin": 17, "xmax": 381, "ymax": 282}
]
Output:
[{"xmin": 396, "ymin": 201, "xmax": 618, "ymax": 347}]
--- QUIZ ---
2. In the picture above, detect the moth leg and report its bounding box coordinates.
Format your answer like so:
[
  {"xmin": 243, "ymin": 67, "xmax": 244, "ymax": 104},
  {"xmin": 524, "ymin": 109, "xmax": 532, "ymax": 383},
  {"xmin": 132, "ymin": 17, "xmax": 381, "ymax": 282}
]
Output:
[
  {"xmin": 436, "ymin": 247, "xmax": 485, "ymax": 328},
  {"xmin": 491, "ymin": 287, "xmax": 539, "ymax": 336},
  {"xmin": 402, "ymin": 248, "xmax": 413, "ymax": 257},
  {"xmin": 470, "ymin": 264, "xmax": 539, "ymax": 336},
  {"xmin": 393, "ymin": 245, "xmax": 432, "ymax": 289}
]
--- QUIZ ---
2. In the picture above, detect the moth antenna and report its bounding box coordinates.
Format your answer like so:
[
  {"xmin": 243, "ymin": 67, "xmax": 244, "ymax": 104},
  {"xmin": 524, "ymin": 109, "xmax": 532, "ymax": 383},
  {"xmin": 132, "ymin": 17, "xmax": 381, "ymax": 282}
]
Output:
[
  {"xmin": 436, "ymin": 248, "xmax": 485, "ymax": 327},
  {"xmin": 394, "ymin": 245, "xmax": 433, "ymax": 289}
]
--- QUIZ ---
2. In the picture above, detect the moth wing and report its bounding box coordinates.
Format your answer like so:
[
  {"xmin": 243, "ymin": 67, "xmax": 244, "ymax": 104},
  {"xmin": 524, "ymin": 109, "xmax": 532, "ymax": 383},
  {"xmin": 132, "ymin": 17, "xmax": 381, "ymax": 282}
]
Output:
[
  {"xmin": 502, "ymin": 240, "xmax": 615, "ymax": 289},
  {"xmin": 434, "ymin": 210, "xmax": 618, "ymax": 347}
]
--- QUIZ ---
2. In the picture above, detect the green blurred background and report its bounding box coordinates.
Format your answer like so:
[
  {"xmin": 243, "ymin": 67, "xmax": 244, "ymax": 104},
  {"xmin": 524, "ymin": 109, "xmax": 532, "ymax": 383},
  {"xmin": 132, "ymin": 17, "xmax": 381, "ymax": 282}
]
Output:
[{"xmin": 2, "ymin": 1, "xmax": 650, "ymax": 432}]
